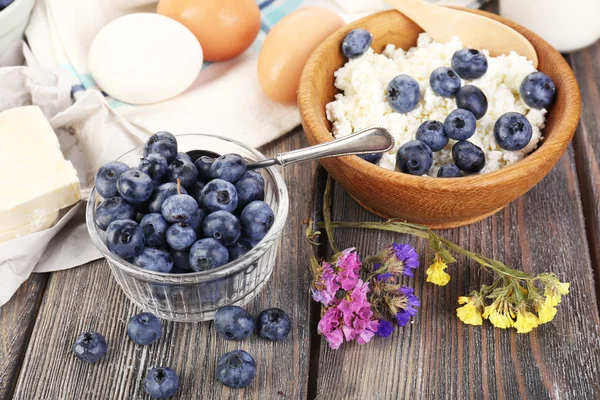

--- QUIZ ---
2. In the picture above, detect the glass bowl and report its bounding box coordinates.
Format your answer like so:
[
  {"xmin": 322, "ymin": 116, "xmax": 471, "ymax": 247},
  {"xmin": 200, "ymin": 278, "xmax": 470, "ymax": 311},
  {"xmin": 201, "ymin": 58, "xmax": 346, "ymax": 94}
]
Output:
[{"xmin": 86, "ymin": 134, "xmax": 289, "ymax": 322}]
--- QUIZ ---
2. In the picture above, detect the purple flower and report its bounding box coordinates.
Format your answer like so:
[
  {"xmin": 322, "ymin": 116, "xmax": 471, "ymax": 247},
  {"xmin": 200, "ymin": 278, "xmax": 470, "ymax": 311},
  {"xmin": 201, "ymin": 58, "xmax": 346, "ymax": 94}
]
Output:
[
  {"xmin": 374, "ymin": 263, "xmax": 393, "ymax": 281},
  {"xmin": 379, "ymin": 243, "xmax": 420, "ymax": 279},
  {"xmin": 377, "ymin": 320, "xmax": 394, "ymax": 338},
  {"xmin": 394, "ymin": 286, "xmax": 420, "ymax": 327}
]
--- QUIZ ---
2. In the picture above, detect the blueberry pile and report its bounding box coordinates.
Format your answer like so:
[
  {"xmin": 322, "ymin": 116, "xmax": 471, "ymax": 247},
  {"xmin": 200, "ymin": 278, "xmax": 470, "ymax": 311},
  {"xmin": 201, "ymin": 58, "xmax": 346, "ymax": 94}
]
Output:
[
  {"xmin": 94, "ymin": 132, "xmax": 274, "ymax": 273},
  {"xmin": 340, "ymin": 29, "xmax": 557, "ymax": 177}
]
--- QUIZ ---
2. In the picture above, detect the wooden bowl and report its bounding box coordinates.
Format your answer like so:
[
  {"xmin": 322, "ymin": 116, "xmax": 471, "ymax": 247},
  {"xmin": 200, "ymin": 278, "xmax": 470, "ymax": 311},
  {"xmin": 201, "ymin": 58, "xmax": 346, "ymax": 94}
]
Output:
[{"xmin": 298, "ymin": 8, "xmax": 581, "ymax": 229}]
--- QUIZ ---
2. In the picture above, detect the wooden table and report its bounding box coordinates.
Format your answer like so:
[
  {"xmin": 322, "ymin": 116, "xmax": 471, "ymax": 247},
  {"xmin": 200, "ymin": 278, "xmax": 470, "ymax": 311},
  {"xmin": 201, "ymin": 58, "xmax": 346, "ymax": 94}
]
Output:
[{"xmin": 2, "ymin": 5, "xmax": 600, "ymax": 400}]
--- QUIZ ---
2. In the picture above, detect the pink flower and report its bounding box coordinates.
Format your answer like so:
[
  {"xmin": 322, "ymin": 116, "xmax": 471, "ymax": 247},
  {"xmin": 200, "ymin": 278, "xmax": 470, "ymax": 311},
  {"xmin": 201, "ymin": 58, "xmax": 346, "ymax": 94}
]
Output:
[
  {"xmin": 336, "ymin": 248, "xmax": 361, "ymax": 291},
  {"xmin": 325, "ymin": 328, "xmax": 344, "ymax": 350},
  {"xmin": 350, "ymin": 280, "xmax": 370, "ymax": 304},
  {"xmin": 311, "ymin": 262, "xmax": 340, "ymax": 306},
  {"xmin": 318, "ymin": 307, "xmax": 345, "ymax": 350},
  {"xmin": 356, "ymin": 319, "xmax": 379, "ymax": 344}
]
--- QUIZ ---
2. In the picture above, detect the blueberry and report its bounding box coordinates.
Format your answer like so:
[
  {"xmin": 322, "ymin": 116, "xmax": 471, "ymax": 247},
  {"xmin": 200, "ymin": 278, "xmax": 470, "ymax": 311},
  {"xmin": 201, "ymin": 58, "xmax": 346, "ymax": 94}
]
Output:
[
  {"xmin": 358, "ymin": 153, "xmax": 383, "ymax": 164},
  {"xmin": 95, "ymin": 197, "xmax": 136, "ymax": 230},
  {"xmin": 452, "ymin": 140, "xmax": 486, "ymax": 173},
  {"xmin": 456, "ymin": 85, "xmax": 488, "ymax": 119},
  {"xmin": 520, "ymin": 71, "xmax": 556, "ymax": 109},
  {"xmin": 134, "ymin": 247, "xmax": 173, "ymax": 272},
  {"xmin": 166, "ymin": 224, "xmax": 197, "ymax": 250},
  {"xmin": 256, "ymin": 308, "xmax": 291, "ymax": 341},
  {"xmin": 175, "ymin": 152, "xmax": 192, "ymax": 163},
  {"xmin": 194, "ymin": 156, "xmax": 214, "ymax": 182},
  {"xmin": 139, "ymin": 154, "xmax": 168, "ymax": 184},
  {"xmin": 240, "ymin": 201, "xmax": 274, "ymax": 242},
  {"xmin": 214, "ymin": 306, "xmax": 254, "ymax": 341},
  {"xmin": 387, "ymin": 75, "xmax": 420, "ymax": 113},
  {"xmin": 451, "ymin": 48, "xmax": 488, "ymax": 80},
  {"xmin": 95, "ymin": 161, "xmax": 130, "ymax": 198},
  {"xmin": 144, "ymin": 367, "xmax": 179, "ymax": 399},
  {"xmin": 127, "ymin": 312, "xmax": 162, "ymax": 345},
  {"xmin": 215, "ymin": 350, "xmax": 257, "ymax": 389},
  {"xmin": 148, "ymin": 183, "xmax": 187, "ymax": 214},
  {"xmin": 140, "ymin": 213, "xmax": 168, "ymax": 247},
  {"xmin": 227, "ymin": 240, "xmax": 252, "ymax": 261},
  {"xmin": 341, "ymin": 28, "xmax": 373, "ymax": 59},
  {"xmin": 444, "ymin": 109, "xmax": 477, "ymax": 140},
  {"xmin": 415, "ymin": 120, "xmax": 448, "ymax": 151},
  {"xmin": 164, "ymin": 158, "xmax": 198, "ymax": 189},
  {"xmin": 429, "ymin": 67, "xmax": 461, "ymax": 97},
  {"xmin": 106, "ymin": 219, "xmax": 145, "ymax": 258},
  {"xmin": 241, "ymin": 170, "xmax": 265, "ymax": 190},
  {"xmin": 189, "ymin": 181, "xmax": 206, "ymax": 204},
  {"xmin": 396, "ymin": 140, "xmax": 433, "ymax": 176},
  {"xmin": 202, "ymin": 211, "xmax": 241, "ymax": 246},
  {"xmin": 189, "ymin": 238, "xmax": 229, "ymax": 271},
  {"xmin": 235, "ymin": 177, "xmax": 265, "ymax": 209},
  {"xmin": 73, "ymin": 332, "xmax": 107, "ymax": 363},
  {"xmin": 437, "ymin": 164, "xmax": 463, "ymax": 178},
  {"xmin": 144, "ymin": 131, "xmax": 178, "ymax": 163},
  {"xmin": 210, "ymin": 154, "xmax": 247, "ymax": 183},
  {"xmin": 494, "ymin": 112, "xmax": 533, "ymax": 151},
  {"xmin": 116, "ymin": 170, "xmax": 154, "ymax": 204},
  {"xmin": 161, "ymin": 194, "xmax": 199, "ymax": 224},
  {"xmin": 201, "ymin": 179, "xmax": 239, "ymax": 213}
]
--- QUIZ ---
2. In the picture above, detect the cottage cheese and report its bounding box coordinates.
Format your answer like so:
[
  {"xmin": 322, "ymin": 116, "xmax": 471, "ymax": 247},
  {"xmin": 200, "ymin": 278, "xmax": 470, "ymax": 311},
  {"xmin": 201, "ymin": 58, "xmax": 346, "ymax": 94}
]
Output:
[{"xmin": 325, "ymin": 33, "xmax": 547, "ymax": 175}]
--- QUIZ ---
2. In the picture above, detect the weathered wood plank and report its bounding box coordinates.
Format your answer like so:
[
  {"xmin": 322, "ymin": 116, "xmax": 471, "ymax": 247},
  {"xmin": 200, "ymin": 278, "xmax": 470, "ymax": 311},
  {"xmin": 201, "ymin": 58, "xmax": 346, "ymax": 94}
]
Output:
[
  {"xmin": 0, "ymin": 274, "xmax": 48, "ymax": 399},
  {"xmin": 313, "ymin": 145, "xmax": 600, "ymax": 399},
  {"xmin": 12, "ymin": 128, "xmax": 315, "ymax": 400}
]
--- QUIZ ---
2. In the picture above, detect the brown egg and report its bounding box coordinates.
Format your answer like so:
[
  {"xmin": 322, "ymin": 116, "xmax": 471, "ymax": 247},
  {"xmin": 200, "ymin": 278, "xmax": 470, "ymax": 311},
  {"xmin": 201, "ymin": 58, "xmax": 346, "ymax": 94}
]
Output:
[
  {"xmin": 257, "ymin": 7, "xmax": 345, "ymax": 104},
  {"xmin": 157, "ymin": 0, "xmax": 260, "ymax": 62}
]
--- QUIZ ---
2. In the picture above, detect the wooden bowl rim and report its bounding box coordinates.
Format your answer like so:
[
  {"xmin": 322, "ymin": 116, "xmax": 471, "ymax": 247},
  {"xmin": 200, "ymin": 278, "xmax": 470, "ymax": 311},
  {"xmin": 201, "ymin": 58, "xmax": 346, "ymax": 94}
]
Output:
[{"xmin": 298, "ymin": 8, "xmax": 581, "ymax": 191}]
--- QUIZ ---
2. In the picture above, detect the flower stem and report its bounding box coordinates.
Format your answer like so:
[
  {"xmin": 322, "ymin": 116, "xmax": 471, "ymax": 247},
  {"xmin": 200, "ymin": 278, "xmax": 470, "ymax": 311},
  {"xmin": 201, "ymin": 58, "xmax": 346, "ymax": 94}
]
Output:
[{"xmin": 323, "ymin": 177, "xmax": 340, "ymax": 254}]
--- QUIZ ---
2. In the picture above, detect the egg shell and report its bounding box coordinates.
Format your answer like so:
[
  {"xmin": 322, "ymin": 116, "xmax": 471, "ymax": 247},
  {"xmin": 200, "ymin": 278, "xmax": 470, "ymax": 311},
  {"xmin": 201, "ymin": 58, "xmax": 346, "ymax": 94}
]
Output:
[
  {"xmin": 257, "ymin": 7, "xmax": 345, "ymax": 104},
  {"xmin": 89, "ymin": 13, "xmax": 203, "ymax": 105},
  {"xmin": 156, "ymin": 0, "xmax": 260, "ymax": 62}
]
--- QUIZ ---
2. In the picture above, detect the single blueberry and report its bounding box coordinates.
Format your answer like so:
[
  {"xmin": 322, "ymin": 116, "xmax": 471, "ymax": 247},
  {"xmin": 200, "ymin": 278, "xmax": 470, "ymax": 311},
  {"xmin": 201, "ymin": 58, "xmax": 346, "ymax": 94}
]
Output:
[
  {"xmin": 134, "ymin": 247, "xmax": 173, "ymax": 273},
  {"xmin": 127, "ymin": 312, "xmax": 162, "ymax": 345},
  {"xmin": 140, "ymin": 213, "xmax": 168, "ymax": 247},
  {"xmin": 170, "ymin": 249, "xmax": 192, "ymax": 271},
  {"xmin": 415, "ymin": 120, "xmax": 448, "ymax": 151},
  {"xmin": 240, "ymin": 201, "xmax": 274, "ymax": 242},
  {"xmin": 235, "ymin": 177, "xmax": 265, "ymax": 209},
  {"xmin": 520, "ymin": 71, "xmax": 556, "ymax": 109},
  {"xmin": 94, "ymin": 196, "xmax": 136, "ymax": 230},
  {"xmin": 358, "ymin": 153, "xmax": 383, "ymax": 164},
  {"xmin": 175, "ymin": 152, "xmax": 192, "ymax": 163},
  {"xmin": 144, "ymin": 131, "xmax": 178, "ymax": 163},
  {"xmin": 188, "ymin": 181, "xmax": 206, "ymax": 204},
  {"xmin": 429, "ymin": 67, "xmax": 461, "ymax": 97},
  {"xmin": 444, "ymin": 109, "xmax": 477, "ymax": 140},
  {"xmin": 201, "ymin": 179, "xmax": 239, "ymax": 213},
  {"xmin": 166, "ymin": 224, "xmax": 197, "ymax": 251},
  {"xmin": 189, "ymin": 238, "xmax": 229, "ymax": 271},
  {"xmin": 214, "ymin": 306, "xmax": 254, "ymax": 341},
  {"xmin": 396, "ymin": 140, "xmax": 433, "ymax": 176},
  {"xmin": 73, "ymin": 332, "xmax": 107, "ymax": 363},
  {"xmin": 210, "ymin": 154, "xmax": 247, "ymax": 183},
  {"xmin": 117, "ymin": 170, "xmax": 154, "ymax": 204},
  {"xmin": 95, "ymin": 161, "xmax": 130, "ymax": 198},
  {"xmin": 451, "ymin": 48, "xmax": 488, "ymax": 80},
  {"xmin": 161, "ymin": 194, "xmax": 199, "ymax": 224},
  {"xmin": 148, "ymin": 183, "xmax": 187, "ymax": 214},
  {"xmin": 240, "ymin": 170, "xmax": 265, "ymax": 191},
  {"xmin": 256, "ymin": 308, "xmax": 291, "ymax": 341},
  {"xmin": 341, "ymin": 28, "xmax": 373, "ymax": 59},
  {"xmin": 387, "ymin": 74, "xmax": 420, "ymax": 113},
  {"xmin": 202, "ymin": 211, "xmax": 241, "ymax": 246},
  {"xmin": 194, "ymin": 156, "xmax": 214, "ymax": 182},
  {"xmin": 452, "ymin": 140, "xmax": 486, "ymax": 173},
  {"xmin": 164, "ymin": 158, "xmax": 199, "ymax": 189},
  {"xmin": 437, "ymin": 164, "xmax": 463, "ymax": 178},
  {"xmin": 456, "ymin": 85, "xmax": 488, "ymax": 119},
  {"xmin": 144, "ymin": 367, "xmax": 179, "ymax": 399},
  {"xmin": 494, "ymin": 112, "xmax": 533, "ymax": 151},
  {"xmin": 139, "ymin": 154, "xmax": 168, "ymax": 184},
  {"xmin": 106, "ymin": 219, "xmax": 145, "ymax": 258},
  {"xmin": 215, "ymin": 350, "xmax": 257, "ymax": 389},
  {"xmin": 227, "ymin": 240, "xmax": 252, "ymax": 261}
]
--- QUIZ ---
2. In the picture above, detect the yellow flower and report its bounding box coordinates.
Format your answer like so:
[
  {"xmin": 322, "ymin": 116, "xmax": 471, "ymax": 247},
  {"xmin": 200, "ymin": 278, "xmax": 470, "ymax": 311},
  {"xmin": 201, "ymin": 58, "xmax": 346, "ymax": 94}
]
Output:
[
  {"xmin": 456, "ymin": 295, "xmax": 483, "ymax": 326},
  {"xmin": 535, "ymin": 301, "xmax": 557, "ymax": 324},
  {"xmin": 426, "ymin": 255, "xmax": 450, "ymax": 286},
  {"xmin": 544, "ymin": 281, "xmax": 570, "ymax": 306},
  {"xmin": 482, "ymin": 299, "xmax": 515, "ymax": 329},
  {"xmin": 513, "ymin": 308, "xmax": 539, "ymax": 333}
]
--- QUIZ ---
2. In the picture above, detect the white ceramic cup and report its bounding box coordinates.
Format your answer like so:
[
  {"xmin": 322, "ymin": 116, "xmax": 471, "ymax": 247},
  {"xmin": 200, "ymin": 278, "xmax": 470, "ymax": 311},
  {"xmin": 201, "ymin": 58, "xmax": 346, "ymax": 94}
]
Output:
[{"xmin": 500, "ymin": 0, "xmax": 600, "ymax": 53}]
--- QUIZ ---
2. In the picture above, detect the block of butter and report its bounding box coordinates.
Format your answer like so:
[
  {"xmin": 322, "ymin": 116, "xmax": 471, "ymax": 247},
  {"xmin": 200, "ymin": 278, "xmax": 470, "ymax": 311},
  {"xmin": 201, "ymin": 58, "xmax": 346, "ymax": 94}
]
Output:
[{"xmin": 0, "ymin": 106, "xmax": 81, "ymax": 241}]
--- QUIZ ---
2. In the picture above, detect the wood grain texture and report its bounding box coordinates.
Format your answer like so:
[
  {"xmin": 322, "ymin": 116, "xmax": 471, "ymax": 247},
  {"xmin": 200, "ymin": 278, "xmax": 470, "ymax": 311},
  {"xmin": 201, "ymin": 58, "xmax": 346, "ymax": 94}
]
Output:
[
  {"xmin": 567, "ymin": 41, "xmax": 600, "ymax": 306},
  {"xmin": 297, "ymin": 8, "xmax": 581, "ymax": 228},
  {"xmin": 11, "ymin": 128, "xmax": 315, "ymax": 400},
  {"xmin": 313, "ymin": 147, "xmax": 600, "ymax": 399},
  {"xmin": 0, "ymin": 274, "xmax": 48, "ymax": 399}
]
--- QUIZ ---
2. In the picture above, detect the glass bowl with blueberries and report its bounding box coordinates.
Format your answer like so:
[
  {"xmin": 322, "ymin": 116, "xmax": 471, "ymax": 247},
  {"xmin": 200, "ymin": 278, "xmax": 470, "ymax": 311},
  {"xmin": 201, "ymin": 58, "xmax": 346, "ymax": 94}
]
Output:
[{"xmin": 86, "ymin": 133, "xmax": 289, "ymax": 322}]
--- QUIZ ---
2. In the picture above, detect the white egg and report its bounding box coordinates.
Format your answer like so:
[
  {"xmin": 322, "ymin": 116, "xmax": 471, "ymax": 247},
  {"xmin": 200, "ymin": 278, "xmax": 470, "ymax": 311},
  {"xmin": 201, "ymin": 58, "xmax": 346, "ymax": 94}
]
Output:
[{"xmin": 89, "ymin": 13, "xmax": 203, "ymax": 105}]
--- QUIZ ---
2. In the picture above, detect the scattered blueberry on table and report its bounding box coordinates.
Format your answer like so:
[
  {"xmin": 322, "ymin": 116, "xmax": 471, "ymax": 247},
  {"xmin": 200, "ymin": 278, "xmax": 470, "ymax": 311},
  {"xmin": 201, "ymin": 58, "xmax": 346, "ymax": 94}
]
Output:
[
  {"xmin": 73, "ymin": 332, "xmax": 107, "ymax": 363},
  {"xmin": 256, "ymin": 308, "xmax": 292, "ymax": 341},
  {"xmin": 127, "ymin": 312, "xmax": 163, "ymax": 345},
  {"xmin": 215, "ymin": 350, "xmax": 257, "ymax": 388},
  {"xmin": 144, "ymin": 367, "xmax": 179, "ymax": 399},
  {"xmin": 214, "ymin": 306, "xmax": 255, "ymax": 341}
]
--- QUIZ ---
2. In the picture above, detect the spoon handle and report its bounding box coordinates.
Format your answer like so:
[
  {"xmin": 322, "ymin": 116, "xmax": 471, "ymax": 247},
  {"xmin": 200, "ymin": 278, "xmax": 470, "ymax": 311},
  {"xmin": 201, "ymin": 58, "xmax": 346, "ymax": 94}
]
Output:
[{"xmin": 248, "ymin": 127, "xmax": 394, "ymax": 169}]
